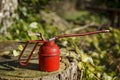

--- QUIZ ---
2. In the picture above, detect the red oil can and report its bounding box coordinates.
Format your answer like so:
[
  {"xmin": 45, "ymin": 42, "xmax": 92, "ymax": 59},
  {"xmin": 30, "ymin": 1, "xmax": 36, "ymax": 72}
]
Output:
[
  {"xmin": 18, "ymin": 30, "xmax": 109, "ymax": 72},
  {"xmin": 39, "ymin": 41, "xmax": 60, "ymax": 71}
]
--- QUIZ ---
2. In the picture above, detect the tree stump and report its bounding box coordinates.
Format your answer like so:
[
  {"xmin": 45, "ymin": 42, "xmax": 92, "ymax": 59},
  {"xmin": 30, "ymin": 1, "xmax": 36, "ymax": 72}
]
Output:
[{"xmin": 0, "ymin": 42, "xmax": 78, "ymax": 80}]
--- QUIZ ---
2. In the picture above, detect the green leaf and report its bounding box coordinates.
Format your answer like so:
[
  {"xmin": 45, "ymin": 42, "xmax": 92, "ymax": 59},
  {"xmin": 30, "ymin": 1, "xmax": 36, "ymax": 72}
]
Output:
[
  {"xmin": 75, "ymin": 45, "xmax": 84, "ymax": 57},
  {"xmin": 17, "ymin": 45, "xmax": 23, "ymax": 51},
  {"xmin": 78, "ymin": 62, "xmax": 85, "ymax": 70},
  {"xmin": 81, "ymin": 54, "xmax": 94, "ymax": 65},
  {"xmin": 12, "ymin": 50, "xmax": 20, "ymax": 57},
  {"xmin": 29, "ymin": 22, "xmax": 38, "ymax": 28},
  {"xmin": 69, "ymin": 51, "xmax": 77, "ymax": 59},
  {"xmin": 102, "ymin": 73, "xmax": 112, "ymax": 80}
]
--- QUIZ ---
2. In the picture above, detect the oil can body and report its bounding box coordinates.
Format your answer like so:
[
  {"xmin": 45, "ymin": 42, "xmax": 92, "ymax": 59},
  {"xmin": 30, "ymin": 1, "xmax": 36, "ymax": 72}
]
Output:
[{"xmin": 38, "ymin": 41, "xmax": 60, "ymax": 72}]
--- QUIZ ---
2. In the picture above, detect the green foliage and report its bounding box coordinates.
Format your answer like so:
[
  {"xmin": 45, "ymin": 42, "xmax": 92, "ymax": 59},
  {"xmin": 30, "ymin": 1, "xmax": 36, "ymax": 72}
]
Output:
[
  {"xmin": 74, "ymin": 27, "xmax": 120, "ymax": 79},
  {"xmin": 59, "ymin": 27, "xmax": 120, "ymax": 79},
  {"xmin": 4, "ymin": 20, "xmax": 59, "ymax": 41},
  {"xmin": 93, "ymin": 0, "xmax": 120, "ymax": 8},
  {"xmin": 0, "ymin": 0, "xmax": 61, "ymax": 41},
  {"xmin": 18, "ymin": 0, "xmax": 50, "ymax": 13},
  {"xmin": 62, "ymin": 10, "xmax": 109, "ymax": 25},
  {"xmin": 57, "ymin": 27, "xmax": 120, "ymax": 79}
]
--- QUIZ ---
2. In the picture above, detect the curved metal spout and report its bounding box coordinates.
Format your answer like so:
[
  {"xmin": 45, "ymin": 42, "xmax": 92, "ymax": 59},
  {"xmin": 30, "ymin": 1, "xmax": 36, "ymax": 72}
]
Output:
[{"xmin": 49, "ymin": 30, "xmax": 109, "ymax": 40}]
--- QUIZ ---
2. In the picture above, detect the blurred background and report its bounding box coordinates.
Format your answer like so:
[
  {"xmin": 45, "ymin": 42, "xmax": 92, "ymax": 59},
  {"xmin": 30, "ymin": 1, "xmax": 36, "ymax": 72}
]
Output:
[{"xmin": 0, "ymin": 0, "xmax": 120, "ymax": 79}]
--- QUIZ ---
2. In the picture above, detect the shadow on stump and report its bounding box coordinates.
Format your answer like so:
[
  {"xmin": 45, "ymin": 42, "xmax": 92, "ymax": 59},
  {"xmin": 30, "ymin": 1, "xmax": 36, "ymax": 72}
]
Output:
[{"xmin": 0, "ymin": 61, "xmax": 39, "ymax": 71}]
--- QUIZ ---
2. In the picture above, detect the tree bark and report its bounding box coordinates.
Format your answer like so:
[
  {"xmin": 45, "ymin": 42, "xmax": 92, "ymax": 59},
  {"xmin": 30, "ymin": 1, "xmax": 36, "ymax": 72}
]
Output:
[{"xmin": 0, "ymin": 0, "xmax": 18, "ymax": 34}]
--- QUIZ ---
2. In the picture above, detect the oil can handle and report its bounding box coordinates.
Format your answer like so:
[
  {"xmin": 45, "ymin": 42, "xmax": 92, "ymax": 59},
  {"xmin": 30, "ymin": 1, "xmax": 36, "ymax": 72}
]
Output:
[
  {"xmin": 18, "ymin": 40, "xmax": 43, "ymax": 66},
  {"xmin": 18, "ymin": 33, "xmax": 46, "ymax": 66}
]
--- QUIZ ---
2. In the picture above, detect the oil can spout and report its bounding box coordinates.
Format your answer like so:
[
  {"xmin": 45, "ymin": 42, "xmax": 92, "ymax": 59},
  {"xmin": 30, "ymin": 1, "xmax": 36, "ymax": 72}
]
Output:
[{"xmin": 51, "ymin": 30, "xmax": 109, "ymax": 40}]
